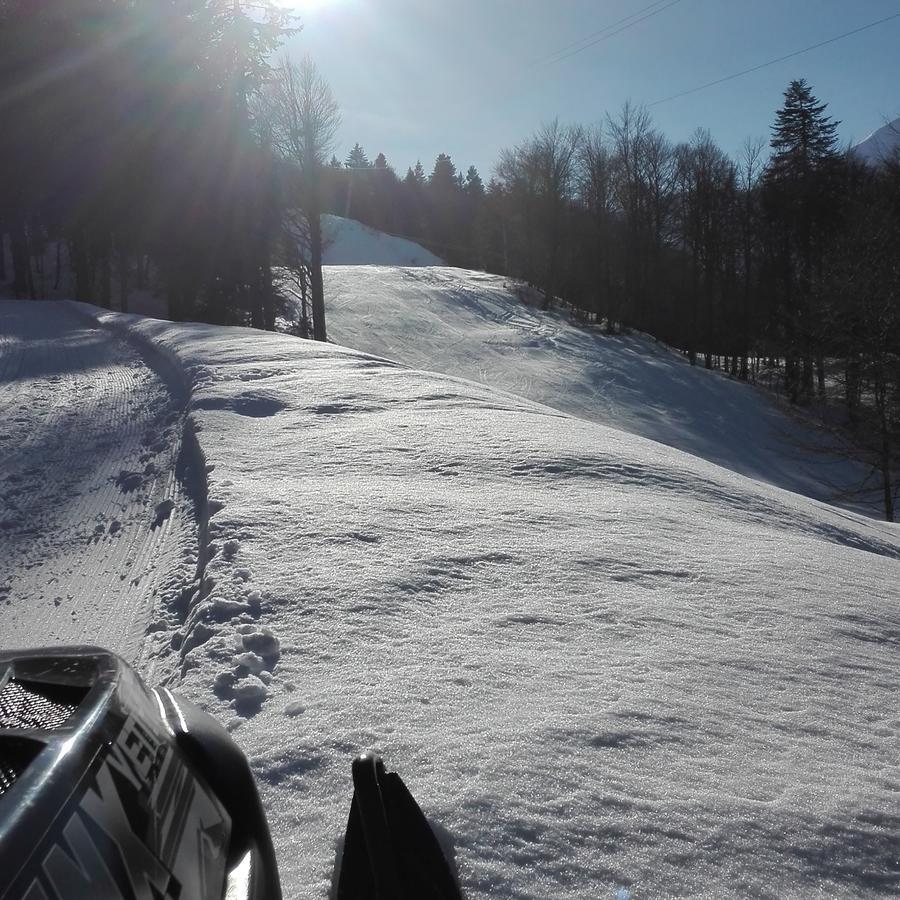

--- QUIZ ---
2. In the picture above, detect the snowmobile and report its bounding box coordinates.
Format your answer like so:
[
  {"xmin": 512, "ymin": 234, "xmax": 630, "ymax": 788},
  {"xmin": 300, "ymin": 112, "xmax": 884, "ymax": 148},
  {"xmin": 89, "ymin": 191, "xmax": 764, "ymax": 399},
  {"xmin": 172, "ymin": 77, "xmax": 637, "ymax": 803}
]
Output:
[{"xmin": 0, "ymin": 647, "xmax": 462, "ymax": 899}]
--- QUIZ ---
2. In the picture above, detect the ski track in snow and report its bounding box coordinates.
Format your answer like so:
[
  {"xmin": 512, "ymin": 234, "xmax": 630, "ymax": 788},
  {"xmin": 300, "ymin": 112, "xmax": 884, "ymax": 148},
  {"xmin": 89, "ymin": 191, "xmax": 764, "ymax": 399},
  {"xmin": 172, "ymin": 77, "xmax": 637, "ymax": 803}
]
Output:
[{"xmin": 0, "ymin": 301, "xmax": 198, "ymax": 675}]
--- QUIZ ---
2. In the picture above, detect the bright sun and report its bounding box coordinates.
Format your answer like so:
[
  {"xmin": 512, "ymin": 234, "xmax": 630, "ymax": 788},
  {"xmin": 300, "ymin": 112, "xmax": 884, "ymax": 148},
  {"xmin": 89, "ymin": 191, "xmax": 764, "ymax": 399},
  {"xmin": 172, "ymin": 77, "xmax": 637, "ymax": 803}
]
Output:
[{"xmin": 272, "ymin": 0, "xmax": 338, "ymax": 9}]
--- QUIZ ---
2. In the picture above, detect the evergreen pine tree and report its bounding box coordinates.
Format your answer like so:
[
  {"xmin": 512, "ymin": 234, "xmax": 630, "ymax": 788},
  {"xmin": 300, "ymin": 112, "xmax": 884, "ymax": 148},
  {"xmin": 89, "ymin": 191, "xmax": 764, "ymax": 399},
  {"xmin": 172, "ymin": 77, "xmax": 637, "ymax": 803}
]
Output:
[
  {"xmin": 460, "ymin": 166, "xmax": 486, "ymax": 269},
  {"xmin": 371, "ymin": 152, "xmax": 400, "ymax": 232},
  {"xmin": 768, "ymin": 80, "xmax": 839, "ymax": 181},
  {"xmin": 763, "ymin": 80, "xmax": 841, "ymax": 402},
  {"xmin": 426, "ymin": 154, "xmax": 464, "ymax": 263},
  {"xmin": 465, "ymin": 166, "xmax": 485, "ymax": 198},
  {"xmin": 345, "ymin": 143, "xmax": 372, "ymax": 168},
  {"xmin": 429, "ymin": 153, "xmax": 457, "ymax": 189},
  {"xmin": 400, "ymin": 162, "xmax": 427, "ymax": 239}
]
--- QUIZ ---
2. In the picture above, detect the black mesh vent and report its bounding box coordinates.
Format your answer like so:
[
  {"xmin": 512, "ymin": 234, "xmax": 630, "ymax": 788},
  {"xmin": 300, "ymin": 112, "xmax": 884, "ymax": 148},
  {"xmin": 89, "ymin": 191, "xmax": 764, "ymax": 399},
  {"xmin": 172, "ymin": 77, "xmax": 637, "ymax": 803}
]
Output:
[
  {"xmin": 0, "ymin": 738, "xmax": 42, "ymax": 798},
  {"xmin": 0, "ymin": 679, "xmax": 82, "ymax": 730}
]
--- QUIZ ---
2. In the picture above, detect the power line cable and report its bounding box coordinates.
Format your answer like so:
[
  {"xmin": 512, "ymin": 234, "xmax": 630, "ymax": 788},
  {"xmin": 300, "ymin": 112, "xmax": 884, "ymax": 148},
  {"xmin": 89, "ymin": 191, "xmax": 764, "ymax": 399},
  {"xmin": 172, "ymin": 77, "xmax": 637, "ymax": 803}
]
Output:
[
  {"xmin": 545, "ymin": 0, "xmax": 684, "ymax": 67},
  {"xmin": 446, "ymin": 1, "xmax": 684, "ymax": 132},
  {"xmin": 649, "ymin": 11, "xmax": 900, "ymax": 106},
  {"xmin": 532, "ymin": 0, "xmax": 677, "ymax": 66}
]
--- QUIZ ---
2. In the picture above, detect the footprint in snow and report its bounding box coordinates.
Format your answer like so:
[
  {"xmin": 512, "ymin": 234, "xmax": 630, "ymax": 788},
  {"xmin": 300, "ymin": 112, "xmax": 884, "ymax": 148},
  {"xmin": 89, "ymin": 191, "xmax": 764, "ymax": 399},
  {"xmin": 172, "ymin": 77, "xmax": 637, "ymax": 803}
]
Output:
[
  {"xmin": 151, "ymin": 499, "xmax": 175, "ymax": 529},
  {"xmin": 115, "ymin": 470, "xmax": 143, "ymax": 493}
]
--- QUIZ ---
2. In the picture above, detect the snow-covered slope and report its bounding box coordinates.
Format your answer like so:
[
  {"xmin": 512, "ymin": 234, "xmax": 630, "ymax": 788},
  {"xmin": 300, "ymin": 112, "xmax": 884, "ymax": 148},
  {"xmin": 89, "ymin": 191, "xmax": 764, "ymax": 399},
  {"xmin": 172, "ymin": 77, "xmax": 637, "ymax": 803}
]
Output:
[
  {"xmin": 322, "ymin": 214, "xmax": 443, "ymax": 266},
  {"xmin": 6, "ymin": 299, "xmax": 899, "ymax": 898},
  {"xmin": 323, "ymin": 265, "xmax": 879, "ymax": 513},
  {"xmin": 852, "ymin": 116, "xmax": 900, "ymax": 167}
]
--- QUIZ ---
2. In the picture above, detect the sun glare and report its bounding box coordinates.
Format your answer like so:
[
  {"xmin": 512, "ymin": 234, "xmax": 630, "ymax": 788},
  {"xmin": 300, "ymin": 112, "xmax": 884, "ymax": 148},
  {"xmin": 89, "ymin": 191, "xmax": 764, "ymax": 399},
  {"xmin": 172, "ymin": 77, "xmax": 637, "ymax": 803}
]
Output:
[{"xmin": 273, "ymin": 0, "xmax": 338, "ymax": 9}]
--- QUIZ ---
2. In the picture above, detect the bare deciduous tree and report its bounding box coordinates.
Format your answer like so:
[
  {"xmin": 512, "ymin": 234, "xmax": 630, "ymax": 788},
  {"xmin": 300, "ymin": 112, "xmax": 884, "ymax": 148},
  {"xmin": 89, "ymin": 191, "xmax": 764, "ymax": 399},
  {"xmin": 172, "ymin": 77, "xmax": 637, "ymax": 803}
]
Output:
[
  {"xmin": 264, "ymin": 55, "xmax": 340, "ymax": 341},
  {"xmin": 579, "ymin": 126, "xmax": 620, "ymax": 329},
  {"xmin": 495, "ymin": 119, "xmax": 582, "ymax": 308}
]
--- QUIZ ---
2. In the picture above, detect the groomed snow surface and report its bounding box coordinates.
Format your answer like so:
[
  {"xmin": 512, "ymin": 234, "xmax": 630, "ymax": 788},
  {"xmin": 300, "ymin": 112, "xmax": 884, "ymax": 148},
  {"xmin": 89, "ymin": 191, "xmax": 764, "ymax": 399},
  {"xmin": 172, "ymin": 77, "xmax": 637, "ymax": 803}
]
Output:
[
  {"xmin": 322, "ymin": 265, "xmax": 881, "ymax": 514},
  {"xmin": 0, "ymin": 302, "xmax": 198, "ymax": 675},
  {"xmin": 3, "ymin": 289, "xmax": 900, "ymax": 898}
]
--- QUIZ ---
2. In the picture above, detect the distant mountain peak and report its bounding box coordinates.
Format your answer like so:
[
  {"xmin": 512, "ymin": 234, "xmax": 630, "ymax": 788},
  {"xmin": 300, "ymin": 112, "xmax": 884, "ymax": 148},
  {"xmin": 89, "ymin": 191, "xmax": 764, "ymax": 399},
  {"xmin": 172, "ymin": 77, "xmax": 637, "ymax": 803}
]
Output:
[{"xmin": 851, "ymin": 115, "xmax": 900, "ymax": 166}]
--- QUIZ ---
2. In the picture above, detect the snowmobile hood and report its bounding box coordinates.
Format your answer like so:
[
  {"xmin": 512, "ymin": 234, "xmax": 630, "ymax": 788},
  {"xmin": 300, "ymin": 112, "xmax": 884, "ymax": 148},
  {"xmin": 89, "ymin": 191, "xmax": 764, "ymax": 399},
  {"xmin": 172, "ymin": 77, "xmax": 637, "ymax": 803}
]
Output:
[{"xmin": 0, "ymin": 646, "xmax": 265, "ymax": 900}]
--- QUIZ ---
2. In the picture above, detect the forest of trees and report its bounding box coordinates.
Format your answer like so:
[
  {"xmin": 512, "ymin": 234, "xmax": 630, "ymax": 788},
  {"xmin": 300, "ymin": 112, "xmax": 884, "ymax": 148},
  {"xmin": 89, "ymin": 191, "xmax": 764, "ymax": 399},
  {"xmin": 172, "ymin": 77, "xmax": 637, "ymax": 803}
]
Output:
[
  {"xmin": 0, "ymin": 0, "xmax": 316, "ymax": 329},
  {"xmin": 0, "ymin": 4, "xmax": 896, "ymax": 518}
]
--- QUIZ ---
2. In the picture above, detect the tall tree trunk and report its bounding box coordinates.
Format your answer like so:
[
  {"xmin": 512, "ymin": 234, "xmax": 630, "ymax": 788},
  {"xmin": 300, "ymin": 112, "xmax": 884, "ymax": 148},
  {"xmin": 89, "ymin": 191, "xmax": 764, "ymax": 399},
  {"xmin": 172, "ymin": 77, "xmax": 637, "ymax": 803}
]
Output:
[
  {"xmin": 845, "ymin": 357, "xmax": 860, "ymax": 427},
  {"xmin": 249, "ymin": 272, "xmax": 265, "ymax": 329},
  {"xmin": 881, "ymin": 428, "xmax": 894, "ymax": 523},
  {"xmin": 260, "ymin": 235, "xmax": 275, "ymax": 331},
  {"xmin": 875, "ymin": 384, "xmax": 895, "ymax": 522},
  {"xmin": 118, "ymin": 246, "xmax": 129, "ymax": 312},
  {"xmin": 70, "ymin": 235, "xmax": 92, "ymax": 302},
  {"xmin": 100, "ymin": 243, "xmax": 112, "ymax": 309},
  {"xmin": 26, "ymin": 254, "xmax": 36, "ymax": 299},
  {"xmin": 801, "ymin": 356, "xmax": 814, "ymax": 403},
  {"xmin": 299, "ymin": 268, "xmax": 310, "ymax": 338},
  {"xmin": 785, "ymin": 355, "xmax": 799, "ymax": 403},
  {"xmin": 54, "ymin": 240, "xmax": 63, "ymax": 291},
  {"xmin": 310, "ymin": 209, "xmax": 326, "ymax": 342},
  {"xmin": 10, "ymin": 219, "xmax": 30, "ymax": 298},
  {"xmin": 740, "ymin": 251, "xmax": 751, "ymax": 381}
]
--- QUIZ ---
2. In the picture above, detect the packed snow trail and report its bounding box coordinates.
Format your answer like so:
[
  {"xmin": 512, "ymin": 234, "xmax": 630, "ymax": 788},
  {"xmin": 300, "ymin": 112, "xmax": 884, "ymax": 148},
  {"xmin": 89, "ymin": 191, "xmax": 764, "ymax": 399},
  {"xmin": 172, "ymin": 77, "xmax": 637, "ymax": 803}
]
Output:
[
  {"xmin": 74, "ymin": 306, "xmax": 900, "ymax": 899},
  {"xmin": 322, "ymin": 265, "xmax": 881, "ymax": 514},
  {"xmin": 0, "ymin": 301, "xmax": 197, "ymax": 670}
]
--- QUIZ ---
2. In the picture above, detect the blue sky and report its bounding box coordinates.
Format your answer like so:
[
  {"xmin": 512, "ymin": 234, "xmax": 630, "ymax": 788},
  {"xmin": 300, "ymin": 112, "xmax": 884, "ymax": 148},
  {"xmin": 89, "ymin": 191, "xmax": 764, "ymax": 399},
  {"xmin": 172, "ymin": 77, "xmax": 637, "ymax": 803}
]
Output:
[{"xmin": 285, "ymin": 0, "xmax": 900, "ymax": 178}]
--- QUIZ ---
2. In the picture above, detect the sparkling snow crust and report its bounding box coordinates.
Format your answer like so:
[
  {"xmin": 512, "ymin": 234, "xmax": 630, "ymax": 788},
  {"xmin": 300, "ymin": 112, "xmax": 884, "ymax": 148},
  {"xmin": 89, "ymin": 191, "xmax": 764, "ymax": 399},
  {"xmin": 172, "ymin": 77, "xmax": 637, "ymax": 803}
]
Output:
[{"xmin": 3, "ymin": 297, "xmax": 900, "ymax": 898}]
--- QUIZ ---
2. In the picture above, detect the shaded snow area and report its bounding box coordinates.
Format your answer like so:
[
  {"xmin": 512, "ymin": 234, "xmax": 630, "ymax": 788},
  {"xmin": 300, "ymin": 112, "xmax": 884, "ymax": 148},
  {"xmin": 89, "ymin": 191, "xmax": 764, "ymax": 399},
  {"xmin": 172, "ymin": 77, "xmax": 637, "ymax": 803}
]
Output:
[
  {"xmin": 323, "ymin": 265, "xmax": 882, "ymax": 514},
  {"xmin": 322, "ymin": 214, "xmax": 444, "ymax": 266},
  {"xmin": 0, "ymin": 302, "xmax": 200, "ymax": 674},
  {"xmin": 6, "ymin": 299, "xmax": 898, "ymax": 898}
]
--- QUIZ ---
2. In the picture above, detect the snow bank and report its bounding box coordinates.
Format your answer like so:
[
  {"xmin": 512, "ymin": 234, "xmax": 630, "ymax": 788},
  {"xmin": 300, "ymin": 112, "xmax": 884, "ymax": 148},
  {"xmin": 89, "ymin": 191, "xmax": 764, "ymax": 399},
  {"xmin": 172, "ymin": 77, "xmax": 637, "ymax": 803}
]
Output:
[
  {"xmin": 69, "ymin": 303, "xmax": 900, "ymax": 898},
  {"xmin": 323, "ymin": 265, "xmax": 880, "ymax": 514},
  {"xmin": 322, "ymin": 214, "xmax": 444, "ymax": 266}
]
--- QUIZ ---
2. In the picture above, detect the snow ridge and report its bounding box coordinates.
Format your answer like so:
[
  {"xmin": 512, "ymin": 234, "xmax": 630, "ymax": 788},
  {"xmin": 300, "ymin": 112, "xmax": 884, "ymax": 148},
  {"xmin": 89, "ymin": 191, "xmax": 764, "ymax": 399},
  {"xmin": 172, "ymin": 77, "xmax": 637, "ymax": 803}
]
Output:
[{"xmin": 73, "ymin": 304, "xmax": 281, "ymax": 702}]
